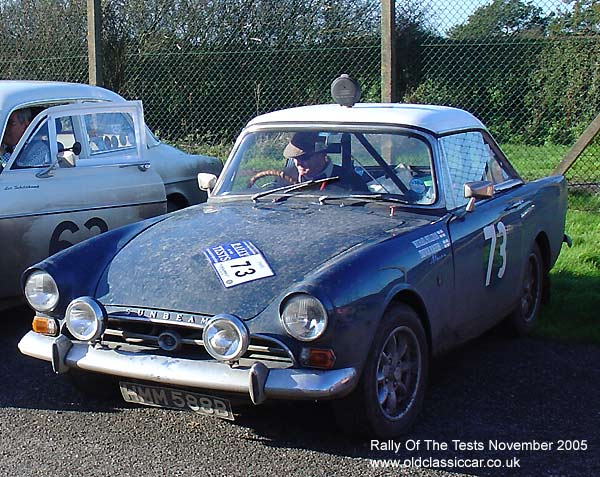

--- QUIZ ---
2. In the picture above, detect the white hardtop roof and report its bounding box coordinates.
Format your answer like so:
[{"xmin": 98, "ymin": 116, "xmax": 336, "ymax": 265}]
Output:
[
  {"xmin": 247, "ymin": 103, "xmax": 486, "ymax": 135},
  {"xmin": 0, "ymin": 80, "xmax": 124, "ymax": 113}
]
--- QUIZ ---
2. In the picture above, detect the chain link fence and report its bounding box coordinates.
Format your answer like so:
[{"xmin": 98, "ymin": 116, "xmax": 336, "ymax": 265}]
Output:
[
  {"xmin": 0, "ymin": 0, "xmax": 598, "ymax": 201},
  {"xmin": 414, "ymin": 0, "xmax": 600, "ymax": 201}
]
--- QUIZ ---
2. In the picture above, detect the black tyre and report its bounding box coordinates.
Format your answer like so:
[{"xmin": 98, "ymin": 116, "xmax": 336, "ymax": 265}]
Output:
[
  {"xmin": 506, "ymin": 242, "xmax": 544, "ymax": 336},
  {"xmin": 67, "ymin": 369, "xmax": 120, "ymax": 400},
  {"xmin": 333, "ymin": 304, "xmax": 428, "ymax": 438}
]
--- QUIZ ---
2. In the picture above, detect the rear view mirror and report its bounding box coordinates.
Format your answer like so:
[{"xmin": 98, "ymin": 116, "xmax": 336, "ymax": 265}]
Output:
[
  {"xmin": 198, "ymin": 173, "xmax": 217, "ymax": 193},
  {"xmin": 464, "ymin": 180, "xmax": 493, "ymax": 212}
]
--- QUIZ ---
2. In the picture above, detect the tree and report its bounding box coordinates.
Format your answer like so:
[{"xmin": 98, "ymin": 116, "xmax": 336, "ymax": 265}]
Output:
[
  {"xmin": 548, "ymin": 0, "xmax": 600, "ymax": 35},
  {"xmin": 0, "ymin": 0, "xmax": 86, "ymax": 81},
  {"xmin": 525, "ymin": 0, "xmax": 600, "ymax": 145},
  {"xmin": 448, "ymin": 0, "xmax": 551, "ymax": 39}
]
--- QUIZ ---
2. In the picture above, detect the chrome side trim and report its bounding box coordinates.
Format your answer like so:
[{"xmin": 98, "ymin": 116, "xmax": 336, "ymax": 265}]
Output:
[
  {"xmin": 0, "ymin": 200, "xmax": 165, "ymax": 221},
  {"xmin": 18, "ymin": 332, "xmax": 358, "ymax": 401}
]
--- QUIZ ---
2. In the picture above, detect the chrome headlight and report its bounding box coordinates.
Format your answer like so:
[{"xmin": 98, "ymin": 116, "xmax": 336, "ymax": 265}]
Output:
[
  {"xmin": 24, "ymin": 270, "xmax": 59, "ymax": 312},
  {"xmin": 280, "ymin": 294, "xmax": 328, "ymax": 341},
  {"xmin": 202, "ymin": 314, "xmax": 249, "ymax": 362},
  {"xmin": 65, "ymin": 297, "xmax": 105, "ymax": 341}
]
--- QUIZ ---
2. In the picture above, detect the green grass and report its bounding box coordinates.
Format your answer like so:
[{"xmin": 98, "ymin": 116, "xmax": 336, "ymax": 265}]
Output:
[
  {"xmin": 534, "ymin": 194, "xmax": 600, "ymax": 344},
  {"xmin": 176, "ymin": 140, "xmax": 234, "ymax": 163},
  {"xmin": 501, "ymin": 143, "xmax": 568, "ymax": 180}
]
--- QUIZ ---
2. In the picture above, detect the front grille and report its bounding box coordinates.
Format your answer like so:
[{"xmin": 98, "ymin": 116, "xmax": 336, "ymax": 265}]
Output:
[{"xmin": 101, "ymin": 306, "xmax": 295, "ymax": 367}]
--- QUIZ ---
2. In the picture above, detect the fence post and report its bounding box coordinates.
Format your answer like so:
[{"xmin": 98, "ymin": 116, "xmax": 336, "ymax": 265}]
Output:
[
  {"xmin": 381, "ymin": 0, "xmax": 397, "ymax": 102},
  {"xmin": 87, "ymin": 0, "xmax": 103, "ymax": 86},
  {"xmin": 553, "ymin": 113, "xmax": 600, "ymax": 176}
]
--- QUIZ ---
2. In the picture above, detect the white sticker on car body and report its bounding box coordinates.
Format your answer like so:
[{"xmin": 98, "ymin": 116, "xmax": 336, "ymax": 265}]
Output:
[
  {"xmin": 483, "ymin": 221, "xmax": 507, "ymax": 286},
  {"xmin": 204, "ymin": 240, "xmax": 275, "ymax": 288},
  {"xmin": 412, "ymin": 229, "xmax": 451, "ymax": 259}
]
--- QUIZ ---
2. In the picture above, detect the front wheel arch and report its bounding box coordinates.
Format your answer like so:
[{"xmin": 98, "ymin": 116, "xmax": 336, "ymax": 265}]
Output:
[
  {"xmin": 388, "ymin": 290, "xmax": 432, "ymax": 361},
  {"xmin": 333, "ymin": 302, "xmax": 429, "ymax": 438}
]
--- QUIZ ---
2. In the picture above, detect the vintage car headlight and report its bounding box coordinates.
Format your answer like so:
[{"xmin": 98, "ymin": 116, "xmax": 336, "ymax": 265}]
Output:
[
  {"xmin": 202, "ymin": 314, "xmax": 249, "ymax": 362},
  {"xmin": 280, "ymin": 294, "xmax": 328, "ymax": 341},
  {"xmin": 24, "ymin": 270, "xmax": 59, "ymax": 312},
  {"xmin": 65, "ymin": 297, "xmax": 106, "ymax": 341}
]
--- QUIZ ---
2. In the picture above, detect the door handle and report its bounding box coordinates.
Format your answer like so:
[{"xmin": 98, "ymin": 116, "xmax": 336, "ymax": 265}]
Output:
[
  {"xmin": 118, "ymin": 162, "xmax": 151, "ymax": 171},
  {"xmin": 504, "ymin": 199, "xmax": 524, "ymax": 211}
]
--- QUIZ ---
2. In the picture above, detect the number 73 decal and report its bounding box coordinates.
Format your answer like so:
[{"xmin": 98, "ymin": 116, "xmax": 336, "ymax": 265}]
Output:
[{"xmin": 483, "ymin": 221, "xmax": 507, "ymax": 286}]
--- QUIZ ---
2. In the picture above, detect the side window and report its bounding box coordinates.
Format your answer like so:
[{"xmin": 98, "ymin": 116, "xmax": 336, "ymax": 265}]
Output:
[
  {"xmin": 84, "ymin": 112, "xmax": 136, "ymax": 157},
  {"xmin": 440, "ymin": 131, "xmax": 490, "ymax": 208},
  {"xmin": 56, "ymin": 116, "xmax": 76, "ymax": 152},
  {"xmin": 14, "ymin": 122, "xmax": 51, "ymax": 168},
  {"xmin": 482, "ymin": 139, "xmax": 518, "ymax": 185}
]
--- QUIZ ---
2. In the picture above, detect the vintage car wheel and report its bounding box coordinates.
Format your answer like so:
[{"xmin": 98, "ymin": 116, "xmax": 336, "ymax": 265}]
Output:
[
  {"xmin": 334, "ymin": 304, "xmax": 428, "ymax": 438},
  {"xmin": 67, "ymin": 370, "xmax": 120, "ymax": 400},
  {"xmin": 247, "ymin": 169, "xmax": 296, "ymax": 188},
  {"xmin": 506, "ymin": 242, "xmax": 543, "ymax": 336}
]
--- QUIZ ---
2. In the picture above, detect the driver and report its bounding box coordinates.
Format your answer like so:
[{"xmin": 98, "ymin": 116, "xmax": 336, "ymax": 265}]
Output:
[
  {"xmin": 1, "ymin": 108, "xmax": 32, "ymax": 169},
  {"xmin": 282, "ymin": 132, "xmax": 367, "ymax": 190}
]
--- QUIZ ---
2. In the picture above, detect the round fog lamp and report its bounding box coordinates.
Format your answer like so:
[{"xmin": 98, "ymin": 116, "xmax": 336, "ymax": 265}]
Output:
[
  {"xmin": 65, "ymin": 297, "xmax": 105, "ymax": 341},
  {"xmin": 24, "ymin": 270, "xmax": 59, "ymax": 312},
  {"xmin": 281, "ymin": 294, "xmax": 328, "ymax": 341},
  {"xmin": 202, "ymin": 315, "xmax": 249, "ymax": 362}
]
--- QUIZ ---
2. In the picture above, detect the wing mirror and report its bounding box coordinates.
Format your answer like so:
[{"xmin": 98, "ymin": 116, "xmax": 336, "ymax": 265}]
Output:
[
  {"xmin": 58, "ymin": 151, "xmax": 77, "ymax": 168},
  {"xmin": 57, "ymin": 141, "xmax": 82, "ymax": 168},
  {"xmin": 464, "ymin": 180, "xmax": 493, "ymax": 212},
  {"xmin": 37, "ymin": 141, "xmax": 82, "ymax": 177},
  {"xmin": 198, "ymin": 173, "xmax": 217, "ymax": 194}
]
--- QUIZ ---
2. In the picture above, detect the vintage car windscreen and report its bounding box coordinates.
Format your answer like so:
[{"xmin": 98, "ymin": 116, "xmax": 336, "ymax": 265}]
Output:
[{"xmin": 216, "ymin": 129, "xmax": 435, "ymax": 204}]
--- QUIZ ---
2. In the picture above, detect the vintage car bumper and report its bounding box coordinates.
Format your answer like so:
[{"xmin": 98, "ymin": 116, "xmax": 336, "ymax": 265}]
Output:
[{"xmin": 18, "ymin": 331, "xmax": 358, "ymax": 404}]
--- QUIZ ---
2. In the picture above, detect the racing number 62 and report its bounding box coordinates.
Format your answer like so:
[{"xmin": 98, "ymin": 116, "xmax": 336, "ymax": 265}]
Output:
[{"xmin": 483, "ymin": 221, "xmax": 507, "ymax": 287}]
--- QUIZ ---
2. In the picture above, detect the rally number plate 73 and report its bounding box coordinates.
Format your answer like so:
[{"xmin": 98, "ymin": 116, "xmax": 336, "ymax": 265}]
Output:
[{"xmin": 119, "ymin": 381, "xmax": 234, "ymax": 420}]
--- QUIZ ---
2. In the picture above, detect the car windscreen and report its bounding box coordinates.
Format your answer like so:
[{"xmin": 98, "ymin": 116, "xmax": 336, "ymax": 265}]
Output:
[{"xmin": 214, "ymin": 129, "xmax": 436, "ymax": 205}]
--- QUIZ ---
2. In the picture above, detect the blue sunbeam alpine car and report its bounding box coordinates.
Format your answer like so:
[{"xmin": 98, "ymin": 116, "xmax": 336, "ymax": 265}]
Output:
[{"xmin": 18, "ymin": 77, "xmax": 569, "ymax": 437}]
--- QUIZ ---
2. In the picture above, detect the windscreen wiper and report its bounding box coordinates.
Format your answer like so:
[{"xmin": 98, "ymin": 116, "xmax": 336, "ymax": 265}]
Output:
[
  {"xmin": 251, "ymin": 176, "xmax": 340, "ymax": 203},
  {"xmin": 317, "ymin": 193, "xmax": 410, "ymax": 205}
]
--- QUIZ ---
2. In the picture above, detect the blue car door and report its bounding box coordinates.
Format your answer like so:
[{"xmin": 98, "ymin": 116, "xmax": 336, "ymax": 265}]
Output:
[{"xmin": 440, "ymin": 131, "xmax": 526, "ymax": 341}]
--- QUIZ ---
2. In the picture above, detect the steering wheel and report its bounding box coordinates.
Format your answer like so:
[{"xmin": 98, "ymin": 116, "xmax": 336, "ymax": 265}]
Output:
[{"xmin": 247, "ymin": 169, "xmax": 296, "ymax": 188}]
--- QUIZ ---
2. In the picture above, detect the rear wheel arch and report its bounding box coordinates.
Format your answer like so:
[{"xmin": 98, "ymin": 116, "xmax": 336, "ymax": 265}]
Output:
[
  {"xmin": 534, "ymin": 231, "xmax": 552, "ymax": 303},
  {"xmin": 166, "ymin": 193, "xmax": 189, "ymax": 212},
  {"xmin": 535, "ymin": 231, "xmax": 551, "ymax": 273}
]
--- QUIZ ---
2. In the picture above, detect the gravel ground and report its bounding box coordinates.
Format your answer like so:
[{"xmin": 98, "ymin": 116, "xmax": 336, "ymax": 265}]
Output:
[{"xmin": 1, "ymin": 306, "xmax": 598, "ymax": 477}]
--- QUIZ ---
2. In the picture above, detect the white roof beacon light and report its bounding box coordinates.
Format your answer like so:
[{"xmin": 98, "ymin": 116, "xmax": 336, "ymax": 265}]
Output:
[{"xmin": 331, "ymin": 74, "xmax": 361, "ymax": 108}]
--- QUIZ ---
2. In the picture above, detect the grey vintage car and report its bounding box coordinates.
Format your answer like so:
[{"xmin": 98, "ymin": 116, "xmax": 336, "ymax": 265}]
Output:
[
  {"xmin": 0, "ymin": 81, "xmax": 222, "ymax": 310},
  {"xmin": 18, "ymin": 80, "xmax": 569, "ymax": 437}
]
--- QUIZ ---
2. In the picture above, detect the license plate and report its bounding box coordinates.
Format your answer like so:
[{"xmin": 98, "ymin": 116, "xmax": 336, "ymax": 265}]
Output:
[{"xmin": 119, "ymin": 381, "xmax": 234, "ymax": 420}]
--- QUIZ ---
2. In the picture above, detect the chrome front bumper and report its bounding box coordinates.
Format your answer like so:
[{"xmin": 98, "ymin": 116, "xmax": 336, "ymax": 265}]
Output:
[{"xmin": 18, "ymin": 331, "xmax": 358, "ymax": 405}]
